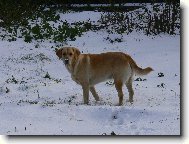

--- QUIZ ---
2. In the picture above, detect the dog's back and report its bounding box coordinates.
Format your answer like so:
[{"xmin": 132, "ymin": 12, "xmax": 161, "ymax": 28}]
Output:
[
  {"xmin": 88, "ymin": 52, "xmax": 131, "ymax": 85},
  {"xmin": 88, "ymin": 52, "xmax": 153, "ymax": 85}
]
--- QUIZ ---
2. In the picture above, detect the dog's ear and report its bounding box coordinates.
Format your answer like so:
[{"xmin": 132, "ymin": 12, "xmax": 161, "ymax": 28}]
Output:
[
  {"xmin": 74, "ymin": 48, "xmax": 81, "ymax": 57},
  {"xmin": 56, "ymin": 48, "xmax": 63, "ymax": 59}
]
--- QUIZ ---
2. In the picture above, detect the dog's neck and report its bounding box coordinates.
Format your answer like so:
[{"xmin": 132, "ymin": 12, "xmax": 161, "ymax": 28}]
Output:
[{"xmin": 66, "ymin": 55, "xmax": 79, "ymax": 74}]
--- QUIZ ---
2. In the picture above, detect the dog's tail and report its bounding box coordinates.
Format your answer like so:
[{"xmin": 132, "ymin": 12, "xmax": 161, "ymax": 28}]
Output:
[{"xmin": 128, "ymin": 56, "xmax": 153, "ymax": 76}]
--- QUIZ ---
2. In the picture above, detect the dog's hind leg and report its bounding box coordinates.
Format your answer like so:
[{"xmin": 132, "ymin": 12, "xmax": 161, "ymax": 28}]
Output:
[
  {"xmin": 90, "ymin": 86, "xmax": 100, "ymax": 101},
  {"xmin": 114, "ymin": 80, "xmax": 124, "ymax": 106},
  {"xmin": 125, "ymin": 76, "xmax": 134, "ymax": 103}
]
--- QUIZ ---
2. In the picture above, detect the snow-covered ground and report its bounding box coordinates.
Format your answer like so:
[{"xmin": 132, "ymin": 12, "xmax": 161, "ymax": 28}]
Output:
[{"xmin": 0, "ymin": 10, "xmax": 180, "ymax": 135}]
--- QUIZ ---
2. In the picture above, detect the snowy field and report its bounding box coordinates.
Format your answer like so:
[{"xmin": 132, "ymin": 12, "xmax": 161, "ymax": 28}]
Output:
[{"xmin": 0, "ymin": 10, "xmax": 180, "ymax": 135}]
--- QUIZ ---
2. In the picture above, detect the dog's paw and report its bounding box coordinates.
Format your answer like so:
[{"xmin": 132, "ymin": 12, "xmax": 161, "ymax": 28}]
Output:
[
  {"xmin": 95, "ymin": 97, "xmax": 100, "ymax": 101},
  {"xmin": 115, "ymin": 103, "xmax": 123, "ymax": 106},
  {"xmin": 83, "ymin": 101, "xmax": 89, "ymax": 105},
  {"xmin": 83, "ymin": 103, "xmax": 89, "ymax": 106},
  {"xmin": 95, "ymin": 98, "xmax": 103, "ymax": 105},
  {"xmin": 126, "ymin": 99, "xmax": 133, "ymax": 104}
]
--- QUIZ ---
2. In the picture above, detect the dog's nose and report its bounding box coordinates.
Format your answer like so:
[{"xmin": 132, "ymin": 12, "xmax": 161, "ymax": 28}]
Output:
[{"xmin": 64, "ymin": 59, "xmax": 69, "ymax": 65}]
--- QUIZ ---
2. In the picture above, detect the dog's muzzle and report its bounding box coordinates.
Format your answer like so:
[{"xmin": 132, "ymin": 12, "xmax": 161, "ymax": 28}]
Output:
[{"xmin": 64, "ymin": 59, "xmax": 69, "ymax": 65}]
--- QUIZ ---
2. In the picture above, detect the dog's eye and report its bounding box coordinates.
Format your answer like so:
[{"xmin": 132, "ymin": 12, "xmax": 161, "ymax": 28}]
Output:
[
  {"xmin": 69, "ymin": 53, "xmax": 73, "ymax": 56},
  {"xmin": 63, "ymin": 53, "xmax": 66, "ymax": 56}
]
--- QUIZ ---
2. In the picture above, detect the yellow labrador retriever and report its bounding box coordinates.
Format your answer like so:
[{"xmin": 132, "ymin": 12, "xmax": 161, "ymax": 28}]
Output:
[{"xmin": 56, "ymin": 47, "xmax": 153, "ymax": 106}]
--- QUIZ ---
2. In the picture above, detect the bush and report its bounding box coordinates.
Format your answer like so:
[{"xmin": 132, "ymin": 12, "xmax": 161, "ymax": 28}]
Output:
[
  {"xmin": 99, "ymin": 12, "xmax": 134, "ymax": 34},
  {"xmin": 0, "ymin": 2, "xmax": 180, "ymax": 43},
  {"xmin": 98, "ymin": 2, "xmax": 180, "ymax": 35},
  {"xmin": 0, "ymin": 5, "xmax": 90, "ymax": 43}
]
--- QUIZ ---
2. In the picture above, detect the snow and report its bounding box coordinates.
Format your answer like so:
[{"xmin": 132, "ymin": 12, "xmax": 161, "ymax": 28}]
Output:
[
  {"xmin": 0, "ymin": 8, "xmax": 180, "ymax": 135},
  {"xmin": 58, "ymin": 11, "xmax": 102, "ymax": 24}
]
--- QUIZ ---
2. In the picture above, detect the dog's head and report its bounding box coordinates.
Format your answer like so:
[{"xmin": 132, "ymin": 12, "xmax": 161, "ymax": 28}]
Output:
[{"xmin": 56, "ymin": 47, "xmax": 81, "ymax": 66}]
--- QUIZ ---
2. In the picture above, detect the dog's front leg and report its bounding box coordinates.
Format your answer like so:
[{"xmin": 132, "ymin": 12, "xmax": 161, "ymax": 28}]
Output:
[
  {"xmin": 82, "ymin": 84, "xmax": 89, "ymax": 104},
  {"xmin": 90, "ymin": 86, "xmax": 99, "ymax": 101}
]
